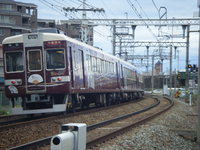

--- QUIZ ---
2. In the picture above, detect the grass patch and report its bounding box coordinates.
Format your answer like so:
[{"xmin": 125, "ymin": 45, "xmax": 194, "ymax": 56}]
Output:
[{"xmin": 0, "ymin": 109, "xmax": 9, "ymax": 116}]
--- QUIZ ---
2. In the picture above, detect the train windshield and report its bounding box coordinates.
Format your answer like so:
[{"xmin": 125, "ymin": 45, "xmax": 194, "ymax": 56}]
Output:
[
  {"xmin": 46, "ymin": 49, "xmax": 65, "ymax": 69},
  {"xmin": 5, "ymin": 52, "xmax": 23, "ymax": 72}
]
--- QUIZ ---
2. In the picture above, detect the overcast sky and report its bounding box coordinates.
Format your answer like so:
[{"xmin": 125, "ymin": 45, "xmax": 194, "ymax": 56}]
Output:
[{"xmin": 17, "ymin": 0, "xmax": 199, "ymax": 73}]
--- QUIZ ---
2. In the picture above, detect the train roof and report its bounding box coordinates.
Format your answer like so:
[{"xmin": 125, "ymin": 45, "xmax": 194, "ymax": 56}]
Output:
[{"xmin": 2, "ymin": 33, "xmax": 138, "ymax": 71}]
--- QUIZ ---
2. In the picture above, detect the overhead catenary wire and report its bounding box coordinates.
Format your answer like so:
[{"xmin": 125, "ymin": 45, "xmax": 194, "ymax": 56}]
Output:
[
  {"xmin": 126, "ymin": 0, "xmax": 160, "ymax": 42},
  {"xmin": 38, "ymin": 0, "xmax": 71, "ymax": 19},
  {"xmin": 151, "ymin": 0, "xmax": 159, "ymax": 12}
]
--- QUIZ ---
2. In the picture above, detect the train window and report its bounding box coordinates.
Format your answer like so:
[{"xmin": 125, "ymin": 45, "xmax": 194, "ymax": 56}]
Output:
[
  {"xmin": 86, "ymin": 55, "xmax": 91, "ymax": 72},
  {"xmin": 28, "ymin": 50, "xmax": 41, "ymax": 71},
  {"xmin": 114, "ymin": 63, "xmax": 117, "ymax": 74},
  {"xmin": 97, "ymin": 58, "xmax": 101, "ymax": 73},
  {"xmin": 5, "ymin": 52, "xmax": 23, "ymax": 72},
  {"xmin": 101, "ymin": 60, "xmax": 104, "ymax": 73},
  {"xmin": 111, "ymin": 63, "xmax": 114, "ymax": 74},
  {"xmin": 46, "ymin": 49, "xmax": 65, "ymax": 70},
  {"xmin": 90, "ymin": 56, "xmax": 92, "ymax": 72},
  {"xmin": 92, "ymin": 57, "xmax": 97, "ymax": 72},
  {"xmin": 109, "ymin": 62, "xmax": 113, "ymax": 74},
  {"xmin": 106, "ymin": 61, "xmax": 108, "ymax": 73}
]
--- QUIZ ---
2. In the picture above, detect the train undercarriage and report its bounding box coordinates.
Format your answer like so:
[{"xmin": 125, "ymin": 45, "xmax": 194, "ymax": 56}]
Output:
[{"xmin": 10, "ymin": 91, "xmax": 144, "ymax": 115}]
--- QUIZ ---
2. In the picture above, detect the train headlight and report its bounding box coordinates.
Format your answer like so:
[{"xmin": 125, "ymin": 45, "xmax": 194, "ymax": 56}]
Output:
[
  {"xmin": 57, "ymin": 77, "xmax": 62, "ymax": 81},
  {"xmin": 51, "ymin": 76, "xmax": 70, "ymax": 83},
  {"xmin": 11, "ymin": 81, "xmax": 16, "ymax": 84},
  {"xmin": 5, "ymin": 79, "xmax": 22, "ymax": 85}
]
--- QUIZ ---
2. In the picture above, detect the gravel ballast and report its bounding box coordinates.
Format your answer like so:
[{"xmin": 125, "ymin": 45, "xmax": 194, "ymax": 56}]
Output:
[{"xmin": 100, "ymin": 99, "xmax": 197, "ymax": 150}]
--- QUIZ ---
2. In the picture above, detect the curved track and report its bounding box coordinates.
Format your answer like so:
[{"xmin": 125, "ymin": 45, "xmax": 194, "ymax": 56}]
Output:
[
  {"xmin": 6, "ymin": 95, "xmax": 168, "ymax": 150},
  {"xmin": 87, "ymin": 96, "xmax": 173, "ymax": 149},
  {"xmin": 0, "ymin": 97, "xmax": 145, "ymax": 131}
]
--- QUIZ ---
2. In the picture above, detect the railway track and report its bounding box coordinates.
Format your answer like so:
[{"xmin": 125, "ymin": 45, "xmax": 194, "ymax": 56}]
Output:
[
  {"xmin": 87, "ymin": 96, "xmax": 173, "ymax": 149},
  {"xmin": 0, "ymin": 97, "xmax": 145, "ymax": 131},
  {"xmin": 6, "ymin": 95, "xmax": 170, "ymax": 150}
]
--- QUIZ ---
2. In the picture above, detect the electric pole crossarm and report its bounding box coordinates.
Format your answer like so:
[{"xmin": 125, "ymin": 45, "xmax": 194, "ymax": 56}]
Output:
[
  {"xmin": 115, "ymin": 41, "xmax": 187, "ymax": 47},
  {"xmin": 63, "ymin": 7, "xmax": 105, "ymax": 13},
  {"xmin": 124, "ymin": 55, "xmax": 170, "ymax": 60},
  {"xmin": 71, "ymin": 18, "xmax": 200, "ymax": 26}
]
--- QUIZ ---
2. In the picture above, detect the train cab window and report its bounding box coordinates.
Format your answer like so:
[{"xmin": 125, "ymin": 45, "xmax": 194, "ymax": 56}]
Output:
[
  {"xmin": 46, "ymin": 49, "xmax": 65, "ymax": 70},
  {"xmin": 5, "ymin": 52, "xmax": 23, "ymax": 72},
  {"xmin": 28, "ymin": 50, "xmax": 41, "ymax": 71}
]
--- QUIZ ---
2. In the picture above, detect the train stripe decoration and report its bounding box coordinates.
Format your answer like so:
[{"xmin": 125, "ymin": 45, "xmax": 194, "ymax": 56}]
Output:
[{"xmin": 2, "ymin": 32, "xmax": 144, "ymax": 114}]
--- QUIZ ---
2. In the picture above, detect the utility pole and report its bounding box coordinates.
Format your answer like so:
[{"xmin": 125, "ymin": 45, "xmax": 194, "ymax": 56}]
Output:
[
  {"xmin": 197, "ymin": 1, "xmax": 200, "ymax": 149},
  {"xmin": 170, "ymin": 45, "xmax": 173, "ymax": 99},
  {"xmin": 146, "ymin": 46, "xmax": 149, "ymax": 73},
  {"xmin": 63, "ymin": 1, "xmax": 104, "ymax": 43},
  {"xmin": 112, "ymin": 20, "xmax": 116, "ymax": 55},
  {"xmin": 151, "ymin": 55, "xmax": 154, "ymax": 93},
  {"xmin": 185, "ymin": 25, "xmax": 190, "ymax": 101},
  {"xmin": 119, "ymin": 38, "xmax": 122, "ymax": 57},
  {"xmin": 81, "ymin": 0, "xmax": 87, "ymax": 43}
]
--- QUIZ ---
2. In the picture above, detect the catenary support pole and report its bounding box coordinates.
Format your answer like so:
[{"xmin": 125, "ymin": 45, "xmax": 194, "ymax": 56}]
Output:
[
  {"xmin": 197, "ymin": 0, "xmax": 200, "ymax": 149},
  {"xmin": 151, "ymin": 55, "xmax": 154, "ymax": 93},
  {"xmin": 170, "ymin": 45, "xmax": 173, "ymax": 99},
  {"xmin": 185, "ymin": 25, "xmax": 190, "ymax": 101}
]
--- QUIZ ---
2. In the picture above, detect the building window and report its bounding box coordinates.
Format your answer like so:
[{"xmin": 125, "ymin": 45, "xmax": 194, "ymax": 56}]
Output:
[
  {"xmin": 17, "ymin": 6, "xmax": 22, "ymax": 12},
  {"xmin": 38, "ymin": 22, "xmax": 46, "ymax": 27},
  {"xmin": 11, "ymin": 29, "xmax": 22, "ymax": 36},
  {"xmin": 22, "ymin": 17, "xmax": 29, "ymax": 25},
  {"xmin": 0, "ymin": 15, "xmax": 15, "ymax": 24},
  {"xmin": 49, "ymin": 22, "xmax": 55, "ymax": 28},
  {"xmin": 1, "ymin": 4, "xmax": 12, "ymax": 11},
  {"xmin": 0, "ymin": 28, "xmax": 4, "ymax": 36}
]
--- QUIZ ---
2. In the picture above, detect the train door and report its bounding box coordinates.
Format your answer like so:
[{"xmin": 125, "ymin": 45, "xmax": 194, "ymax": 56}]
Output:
[
  {"xmin": 25, "ymin": 48, "xmax": 46, "ymax": 93},
  {"xmin": 70, "ymin": 48, "xmax": 85, "ymax": 89}
]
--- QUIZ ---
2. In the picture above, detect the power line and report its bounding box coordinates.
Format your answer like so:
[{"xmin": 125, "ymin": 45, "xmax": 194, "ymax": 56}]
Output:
[
  {"xmin": 152, "ymin": 0, "xmax": 159, "ymax": 12},
  {"xmin": 126, "ymin": 0, "xmax": 159, "ymax": 41},
  {"xmin": 38, "ymin": 0, "xmax": 66, "ymax": 17}
]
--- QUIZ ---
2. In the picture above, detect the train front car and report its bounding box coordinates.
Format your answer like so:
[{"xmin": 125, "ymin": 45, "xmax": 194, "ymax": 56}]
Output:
[{"xmin": 3, "ymin": 33, "xmax": 70, "ymax": 114}]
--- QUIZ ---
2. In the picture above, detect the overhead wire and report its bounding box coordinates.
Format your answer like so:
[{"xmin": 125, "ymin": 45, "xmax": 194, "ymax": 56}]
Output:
[
  {"xmin": 38, "ymin": 0, "xmax": 67, "ymax": 18},
  {"xmin": 151, "ymin": 0, "xmax": 159, "ymax": 12},
  {"xmin": 38, "ymin": 0, "xmax": 111, "ymax": 49},
  {"xmin": 52, "ymin": 0, "xmax": 82, "ymax": 19},
  {"xmin": 127, "ymin": 0, "xmax": 160, "ymax": 42}
]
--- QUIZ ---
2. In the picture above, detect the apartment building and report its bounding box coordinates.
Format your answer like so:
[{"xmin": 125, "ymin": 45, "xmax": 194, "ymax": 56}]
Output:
[
  {"xmin": 0, "ymin": 0, "xmax": 94, "ymax": 45},
  {"xmin": 0, "ymin": 0, "xmax": 37, "ymax": 43}
]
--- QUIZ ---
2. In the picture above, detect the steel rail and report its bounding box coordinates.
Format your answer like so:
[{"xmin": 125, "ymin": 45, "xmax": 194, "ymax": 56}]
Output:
[
  {"xmin": 0, "ymin": 98, "xmax": 144, "ymax": 131},
  {"xmin": 86, "ymin": 96, "xmax": 173, "ymax": 148},
  {"xmin": 8, "ymin": 96, "xmax": 158, "ymax": 150}
]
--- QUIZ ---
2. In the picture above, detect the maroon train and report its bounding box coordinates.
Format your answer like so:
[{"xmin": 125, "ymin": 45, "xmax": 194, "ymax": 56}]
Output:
[{"xmin": 2, "ymin": 32, "xmax": 144, "ymax": 114}]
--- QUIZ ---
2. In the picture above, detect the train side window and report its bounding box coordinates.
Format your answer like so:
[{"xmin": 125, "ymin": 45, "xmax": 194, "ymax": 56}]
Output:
[
  {"xmin": 92, "ymin": 57, "xmax": 97, "ymax": 72},
  {"xmin": 5, "ymin": 52, "xmax": 23, "ymax": 72},
  {"xmin": 105, "ymin": 61, "xmax": 108, "ymax": 73},
  {"xmin": 106, "ymin": 61, "xmax": 108, "ymax": 73},
  {"xmin": 109, "ymin": 62, "xmax": 113, "ymax": 74},
  {"xmin": 28, "ymin": 50, "xmax": 41, "ymax": 71},
  {"xmin": 97, "ymin": 58, "xmax": 101, "ymax": 73},
  {"xmin": 90, "ymin": 56, "xmax": 93, "ymax": 72},
  {"xmin": 111, "ymin": 63, "xmax": 114, "ymax": 74},
  {"xmin": 101, "ymin": 60, "xmax": 104, "ymax": 73},
  {"xmin": 114, "ymin": 62, "xmax": 116, "ymax": 74},
  {"xmin": 86, "ymin": 55, "xmax": 91, "ymax": 72}
]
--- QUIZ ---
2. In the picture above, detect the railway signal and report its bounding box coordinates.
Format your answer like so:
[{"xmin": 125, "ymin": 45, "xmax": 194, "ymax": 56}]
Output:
[{"xmin": 177, "ymin": 71, "xmax": 181, "ymax": 80}]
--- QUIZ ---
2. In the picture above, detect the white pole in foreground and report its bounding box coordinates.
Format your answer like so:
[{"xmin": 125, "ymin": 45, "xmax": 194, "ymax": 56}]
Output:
[{"xmin": 197, "ymin": 0, "xmax": 200, "ymax": 149}]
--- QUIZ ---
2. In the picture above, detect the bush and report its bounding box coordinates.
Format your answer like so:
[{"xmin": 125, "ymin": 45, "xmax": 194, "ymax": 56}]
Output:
[{"xmin": 0, "ymin": 110, "xmax": 8, "ymax": 116}]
